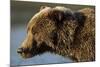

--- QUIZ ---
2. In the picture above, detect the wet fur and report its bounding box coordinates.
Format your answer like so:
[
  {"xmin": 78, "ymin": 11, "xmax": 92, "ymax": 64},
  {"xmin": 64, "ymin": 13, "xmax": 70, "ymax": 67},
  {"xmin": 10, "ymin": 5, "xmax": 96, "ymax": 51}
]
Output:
[{"xmin": 18, "ymin": 6, "xmax": 95, "ymax": 62}]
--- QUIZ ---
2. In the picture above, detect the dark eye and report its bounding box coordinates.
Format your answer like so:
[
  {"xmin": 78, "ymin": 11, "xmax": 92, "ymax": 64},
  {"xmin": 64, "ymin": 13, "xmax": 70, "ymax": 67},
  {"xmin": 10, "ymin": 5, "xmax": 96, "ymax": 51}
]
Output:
[
  {"xmin": 32, "ymin": 32, "xmax": 37, "ymax": 35},
  {"xmin": 32, "ymin": 29, "xmax": 37, "ymax": 35},
  {"xmin": 32, "ymin": 27, "xmax": 37, "ymax": 35}
]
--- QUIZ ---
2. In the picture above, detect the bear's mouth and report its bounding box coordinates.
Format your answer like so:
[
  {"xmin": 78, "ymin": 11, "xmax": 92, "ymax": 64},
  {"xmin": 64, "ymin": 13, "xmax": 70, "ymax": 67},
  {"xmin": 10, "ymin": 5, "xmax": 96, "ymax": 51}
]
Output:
[
  {"xmin": 17, "ymin": 48, "xmax": 38, "ymax": 58},
  {"xmin": 18, "ymin": 52, "xmax": 33, "ymax": 59},
  {"xmin": 17, "ymin": 42, "xmax": 54, "ymax": 58}
]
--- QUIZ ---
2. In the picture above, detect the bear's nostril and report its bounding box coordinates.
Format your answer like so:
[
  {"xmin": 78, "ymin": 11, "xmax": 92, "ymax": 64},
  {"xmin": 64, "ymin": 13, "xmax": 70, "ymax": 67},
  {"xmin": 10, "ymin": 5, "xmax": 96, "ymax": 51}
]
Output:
[{"xmin": 17, "ymin": 48, "xmax": 23, "ymax": 54}]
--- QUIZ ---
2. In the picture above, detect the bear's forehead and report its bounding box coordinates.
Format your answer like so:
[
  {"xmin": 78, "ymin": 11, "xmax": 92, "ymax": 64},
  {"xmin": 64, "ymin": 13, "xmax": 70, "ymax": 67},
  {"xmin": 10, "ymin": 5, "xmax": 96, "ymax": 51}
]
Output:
[
  {"xmin": 27, "ymin": 7, "xmax": 53, "ymax": 30},
  {"xmin": 27, "ymin": 6, "xmax": 73, "ymax": 29}
]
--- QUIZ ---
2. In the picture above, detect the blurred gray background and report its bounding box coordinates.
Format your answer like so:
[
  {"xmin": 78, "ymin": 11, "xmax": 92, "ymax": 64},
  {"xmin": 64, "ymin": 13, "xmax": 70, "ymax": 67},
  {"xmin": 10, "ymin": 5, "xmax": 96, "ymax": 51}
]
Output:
[{"xmin": 10, "ymin": 1, "xmax": 95, "ymax": 66}]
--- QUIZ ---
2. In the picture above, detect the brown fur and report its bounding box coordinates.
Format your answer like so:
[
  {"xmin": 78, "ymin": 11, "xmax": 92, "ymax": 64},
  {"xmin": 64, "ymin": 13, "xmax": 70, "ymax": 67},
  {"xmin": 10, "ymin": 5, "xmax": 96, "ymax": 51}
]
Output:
[{"xmin": 17, "ymin": 6, "xmax": 95, "ymax": 62}]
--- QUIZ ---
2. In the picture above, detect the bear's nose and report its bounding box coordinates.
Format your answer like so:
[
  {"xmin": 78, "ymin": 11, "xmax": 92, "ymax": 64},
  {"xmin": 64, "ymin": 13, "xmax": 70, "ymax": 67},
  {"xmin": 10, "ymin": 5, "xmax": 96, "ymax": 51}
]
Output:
[{"xmin": 17, "ymin": 48, "xmax": 23, "ymax": 54}]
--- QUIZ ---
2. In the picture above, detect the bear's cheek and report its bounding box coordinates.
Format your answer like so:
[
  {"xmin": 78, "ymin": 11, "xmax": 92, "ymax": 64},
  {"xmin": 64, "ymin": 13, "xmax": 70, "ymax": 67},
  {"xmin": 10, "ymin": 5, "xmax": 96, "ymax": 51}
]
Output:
[{"xmin": 33, "ymin": 33, "xmax": 47, "ymax": 45}]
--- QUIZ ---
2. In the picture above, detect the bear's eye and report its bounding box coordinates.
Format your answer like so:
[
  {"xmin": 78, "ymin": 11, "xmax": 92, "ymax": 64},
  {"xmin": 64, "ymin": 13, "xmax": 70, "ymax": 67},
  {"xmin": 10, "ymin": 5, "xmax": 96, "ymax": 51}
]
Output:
[
  {"xmin": 32, "ymin": 27, "xmax": 38, "ymax": 35},
  {"xmin": 32, "ymin": 32, "xmax": 37, "ymax": 35}
]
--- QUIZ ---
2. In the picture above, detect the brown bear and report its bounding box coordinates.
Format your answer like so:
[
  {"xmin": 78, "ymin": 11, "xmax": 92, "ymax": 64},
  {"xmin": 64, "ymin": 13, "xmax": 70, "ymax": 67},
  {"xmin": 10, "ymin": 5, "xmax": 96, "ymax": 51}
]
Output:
[{"xmin": 17, "ymin": 6, "xmax": 95, "ymax": 62}]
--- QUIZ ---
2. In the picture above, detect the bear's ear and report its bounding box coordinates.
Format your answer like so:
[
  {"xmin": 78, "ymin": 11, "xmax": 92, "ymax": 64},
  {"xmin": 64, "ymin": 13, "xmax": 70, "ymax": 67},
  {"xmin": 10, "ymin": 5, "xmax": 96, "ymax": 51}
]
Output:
[
  {"xmin": 74, "ymin": 12, "xmax": 86, "ymax": 26},
  {"xmin": 40, "ymin": 6, "xmax": 48, "ymax": 11}
]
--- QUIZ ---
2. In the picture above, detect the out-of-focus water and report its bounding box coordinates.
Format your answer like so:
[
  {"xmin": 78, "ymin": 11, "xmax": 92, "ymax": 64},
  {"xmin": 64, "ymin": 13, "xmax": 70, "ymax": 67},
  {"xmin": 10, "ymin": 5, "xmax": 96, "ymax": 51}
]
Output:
[{"xmin": 10, "ymin": 25, "xmax": 73, "ymax": 66}]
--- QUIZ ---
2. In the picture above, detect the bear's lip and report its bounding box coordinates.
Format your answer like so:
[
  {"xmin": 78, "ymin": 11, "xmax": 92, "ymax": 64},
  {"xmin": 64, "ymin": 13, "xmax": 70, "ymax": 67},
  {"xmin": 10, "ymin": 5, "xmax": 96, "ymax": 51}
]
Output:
[
  {"xmin": 17, "ymin": 50, "xmax": 35, "ymax": 59},
  {"xmin": 18, "ymin": 52, "xmax": 33, "ymax": 59},
  {"xmin": 17, "ymin": 48, "xmax": 37, "ymax": 59}
]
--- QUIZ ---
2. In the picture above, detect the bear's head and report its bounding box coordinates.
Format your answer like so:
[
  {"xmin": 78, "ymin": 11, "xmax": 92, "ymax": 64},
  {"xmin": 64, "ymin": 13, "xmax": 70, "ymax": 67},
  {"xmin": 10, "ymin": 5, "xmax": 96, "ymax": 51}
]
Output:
[{"xmin": 17, "ymin": 6, "xmax": 85, "ymax": 58}]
